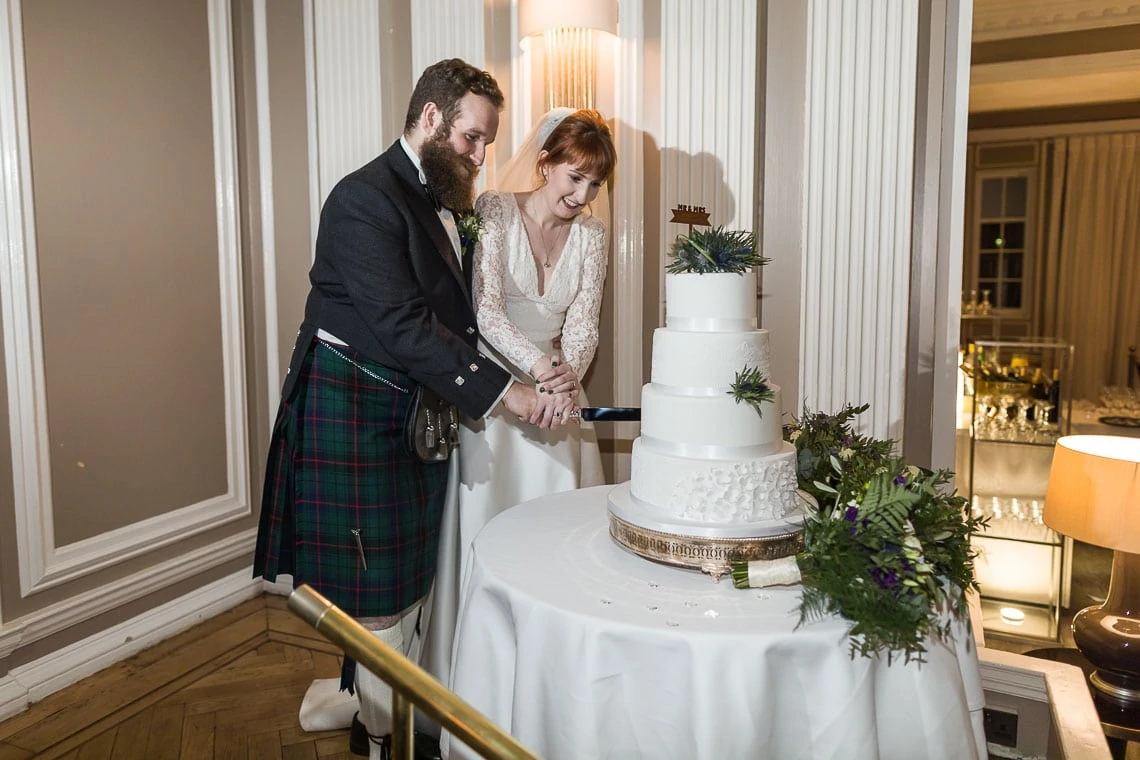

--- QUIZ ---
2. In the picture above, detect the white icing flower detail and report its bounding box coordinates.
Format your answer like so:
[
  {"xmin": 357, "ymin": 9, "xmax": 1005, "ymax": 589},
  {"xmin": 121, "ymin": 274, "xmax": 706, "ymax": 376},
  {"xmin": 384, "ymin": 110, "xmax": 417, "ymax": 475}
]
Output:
[
  {"xmin": 671, "ymin": 459, "xmax": 799, "ymax": 523},
  {"xmin": 738, "ymin": 340, "xmax": 759, "ymax": 367}
]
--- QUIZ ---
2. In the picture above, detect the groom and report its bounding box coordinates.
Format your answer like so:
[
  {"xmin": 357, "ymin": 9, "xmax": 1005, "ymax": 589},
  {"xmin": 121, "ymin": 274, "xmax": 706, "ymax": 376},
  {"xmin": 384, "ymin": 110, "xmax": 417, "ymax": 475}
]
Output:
[{"xmin": 254, "ymin": 59, "xmax": 541, "ymax": 758}]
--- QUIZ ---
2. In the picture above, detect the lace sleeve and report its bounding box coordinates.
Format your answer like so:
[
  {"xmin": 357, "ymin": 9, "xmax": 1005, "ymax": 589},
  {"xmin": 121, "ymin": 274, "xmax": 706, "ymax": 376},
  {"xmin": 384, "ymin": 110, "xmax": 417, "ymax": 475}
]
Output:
[
  {"xmin": 558, "ymin": 217, "xmax": 608, "ymax": 379},
  {"xmin": 472, "ymin": 192, "xmax": 547, "ymax": 376}
]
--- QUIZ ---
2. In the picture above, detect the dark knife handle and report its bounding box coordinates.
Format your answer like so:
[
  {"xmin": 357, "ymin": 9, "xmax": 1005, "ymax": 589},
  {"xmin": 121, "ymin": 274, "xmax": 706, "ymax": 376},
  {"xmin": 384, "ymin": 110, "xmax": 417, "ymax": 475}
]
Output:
[{"xmin": 577, "ymin": 407, "xmax": 641, "ymax": 422}]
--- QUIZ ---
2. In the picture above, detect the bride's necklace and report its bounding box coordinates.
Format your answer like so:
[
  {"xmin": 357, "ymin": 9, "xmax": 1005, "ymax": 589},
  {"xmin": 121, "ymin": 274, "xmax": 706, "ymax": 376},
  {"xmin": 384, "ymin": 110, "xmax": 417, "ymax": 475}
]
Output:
[{"xmin": 523, "ymin": 198, "xmax": 569, "ymax": 269}]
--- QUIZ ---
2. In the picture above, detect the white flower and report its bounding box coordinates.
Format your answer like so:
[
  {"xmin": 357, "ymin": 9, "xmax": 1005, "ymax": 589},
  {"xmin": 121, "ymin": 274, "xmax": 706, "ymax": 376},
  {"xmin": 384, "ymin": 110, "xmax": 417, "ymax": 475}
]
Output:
[
  {"xmin": 838, "ymin": 447, "xmax": 855, "ymax": 461},
  {"xmin": 790, "ymin": 430, "xmax": 802, "ymax": 442}
]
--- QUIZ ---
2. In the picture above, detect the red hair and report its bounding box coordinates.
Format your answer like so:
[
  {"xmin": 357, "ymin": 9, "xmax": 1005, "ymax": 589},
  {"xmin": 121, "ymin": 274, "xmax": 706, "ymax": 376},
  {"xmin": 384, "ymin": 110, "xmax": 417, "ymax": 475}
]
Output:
[{"xmin": 537, "ymin": 109, "xmax": 617, "ymax": 183}]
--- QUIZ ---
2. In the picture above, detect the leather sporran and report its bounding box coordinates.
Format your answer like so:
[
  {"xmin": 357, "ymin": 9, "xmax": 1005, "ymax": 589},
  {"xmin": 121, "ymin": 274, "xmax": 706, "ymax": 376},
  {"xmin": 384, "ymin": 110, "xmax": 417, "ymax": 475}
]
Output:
[{"xmin": 404, "ymin": 385, "xmax": 459, "ymax": 463}]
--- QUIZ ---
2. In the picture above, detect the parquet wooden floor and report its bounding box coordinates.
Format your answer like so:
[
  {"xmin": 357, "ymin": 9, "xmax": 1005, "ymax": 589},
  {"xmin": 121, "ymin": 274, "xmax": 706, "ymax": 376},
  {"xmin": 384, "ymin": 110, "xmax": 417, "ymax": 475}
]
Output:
[{"xmin": 0, "ymin": 595, "xmax": 356, "ymax": 760}]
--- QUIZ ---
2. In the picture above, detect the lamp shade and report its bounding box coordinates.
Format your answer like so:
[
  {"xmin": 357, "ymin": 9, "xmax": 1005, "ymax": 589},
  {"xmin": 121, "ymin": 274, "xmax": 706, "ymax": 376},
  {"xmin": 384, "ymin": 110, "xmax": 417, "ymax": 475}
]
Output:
[
  {"xmin": 1044, "ymin": 435, "xmax": 1140, "ymax": 553},
  {"xmin": 518, "ymin": 0, "xmax": 618, "ymax": 40}
]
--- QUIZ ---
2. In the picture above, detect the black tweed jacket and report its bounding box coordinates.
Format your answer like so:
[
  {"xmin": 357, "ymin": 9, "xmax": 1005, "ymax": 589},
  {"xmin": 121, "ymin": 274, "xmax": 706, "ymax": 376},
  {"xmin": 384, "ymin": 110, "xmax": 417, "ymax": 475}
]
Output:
[{"xmin": 280, "ymin": 140, "xmax": 510, "ymax": 418}]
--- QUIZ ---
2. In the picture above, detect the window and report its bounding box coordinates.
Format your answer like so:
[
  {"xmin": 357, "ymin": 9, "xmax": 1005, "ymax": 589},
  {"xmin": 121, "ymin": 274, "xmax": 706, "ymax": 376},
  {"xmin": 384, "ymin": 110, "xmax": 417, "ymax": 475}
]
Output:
[{"xmin": 969, "ymin": 169, "xmax": 1036, "ymax": 318}]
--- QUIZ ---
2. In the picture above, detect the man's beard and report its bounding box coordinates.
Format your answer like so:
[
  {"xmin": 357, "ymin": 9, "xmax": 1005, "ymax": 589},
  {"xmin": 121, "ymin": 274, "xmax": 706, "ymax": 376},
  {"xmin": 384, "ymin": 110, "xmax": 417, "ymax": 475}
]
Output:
[{"xmin": 420, "ymin": 128, "xmax": 478, "ymax": 212}]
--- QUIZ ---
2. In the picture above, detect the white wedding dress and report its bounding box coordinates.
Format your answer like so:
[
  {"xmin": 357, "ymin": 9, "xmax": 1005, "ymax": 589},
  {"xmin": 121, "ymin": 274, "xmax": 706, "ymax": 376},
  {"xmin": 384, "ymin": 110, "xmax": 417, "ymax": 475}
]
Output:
[
  {"xmin": 458, "ymin": 189, "xmax": 607, "ymax": 543},
  {"xmin": 420, "ymin": 190, "xmax": 608, "ymax": 697}
]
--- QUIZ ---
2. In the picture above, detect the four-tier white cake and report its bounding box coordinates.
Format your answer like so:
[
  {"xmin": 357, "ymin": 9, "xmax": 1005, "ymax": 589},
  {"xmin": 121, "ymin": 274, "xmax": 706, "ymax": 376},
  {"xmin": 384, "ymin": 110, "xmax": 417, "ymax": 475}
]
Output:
[{"xmin": 608, "ymin": 266, "xmax": 804, "ymax": 570}]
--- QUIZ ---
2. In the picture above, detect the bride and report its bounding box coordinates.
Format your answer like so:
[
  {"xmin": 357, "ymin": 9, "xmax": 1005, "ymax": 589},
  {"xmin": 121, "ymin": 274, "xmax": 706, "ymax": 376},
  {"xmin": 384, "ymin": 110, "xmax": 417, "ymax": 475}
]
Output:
[
  {"xmin": 418, "ymin": 107, "xmax": 617, "ymax": 714},
  {"xmin": 458, "ymin": 107, "xmax": 617, "ymax": 549}
]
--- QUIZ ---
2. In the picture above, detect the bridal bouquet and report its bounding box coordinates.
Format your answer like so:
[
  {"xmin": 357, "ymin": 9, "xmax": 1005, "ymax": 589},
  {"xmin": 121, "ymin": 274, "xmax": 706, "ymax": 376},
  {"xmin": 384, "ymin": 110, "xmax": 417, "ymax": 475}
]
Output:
[{"xmin": 733, "ymin": 405, "xmax": 986, "ymax": 662}]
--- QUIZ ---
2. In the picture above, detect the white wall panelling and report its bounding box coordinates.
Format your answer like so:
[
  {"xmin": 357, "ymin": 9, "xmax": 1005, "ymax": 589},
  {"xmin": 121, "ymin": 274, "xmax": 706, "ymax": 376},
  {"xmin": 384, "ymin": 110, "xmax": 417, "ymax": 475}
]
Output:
[
  {"xmin": 307, "ymin": 0, "xmax": 385, "ymax": 219},
  {"xmin": 0, "ymin": 0, "xmax": 38, "ymax": 623},
  {"xmin": 0, "ymin": 0, "xmax": 250, "ymax": 598},
  {"xmin": 410, "ymin": 0, "xmax": 485, "ymax": 81},
  {"xmin": 252, "ymin": 0, "xmax": 280, "ymax": 416},
  {"xmin": 659, "ymin": 0, "xmax": 758, "ymax": 334},
  {"xmin": 801, "ymin": 0, "xmax": 919, "ymax": 442}
]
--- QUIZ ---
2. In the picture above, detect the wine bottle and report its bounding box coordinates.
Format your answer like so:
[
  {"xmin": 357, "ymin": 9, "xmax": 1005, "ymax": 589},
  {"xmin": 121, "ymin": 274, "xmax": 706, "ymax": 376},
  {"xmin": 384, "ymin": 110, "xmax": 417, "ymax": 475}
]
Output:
[
  {"xmin": 1028, "ymin": 368, "xmax": 1047, "ymax": 421},
  {"xmin": 1047, "ymin": 368, "xmax": 1061, "ymax": 423}
]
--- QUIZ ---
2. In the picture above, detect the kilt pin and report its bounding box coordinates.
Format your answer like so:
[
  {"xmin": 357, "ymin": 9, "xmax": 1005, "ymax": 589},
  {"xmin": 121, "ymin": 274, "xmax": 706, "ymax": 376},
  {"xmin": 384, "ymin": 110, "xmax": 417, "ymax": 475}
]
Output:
[{"xmin": 254, "ymin": 139, "xmax": 512, "ymax": 622}]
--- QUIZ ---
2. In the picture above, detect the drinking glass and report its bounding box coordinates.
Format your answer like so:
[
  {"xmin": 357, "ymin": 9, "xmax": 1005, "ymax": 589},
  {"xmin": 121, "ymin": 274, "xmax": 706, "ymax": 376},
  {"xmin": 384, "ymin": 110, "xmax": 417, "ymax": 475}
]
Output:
[{"xmin": 978, "ymin": 290, "xmax": 992, "ymax": 316}]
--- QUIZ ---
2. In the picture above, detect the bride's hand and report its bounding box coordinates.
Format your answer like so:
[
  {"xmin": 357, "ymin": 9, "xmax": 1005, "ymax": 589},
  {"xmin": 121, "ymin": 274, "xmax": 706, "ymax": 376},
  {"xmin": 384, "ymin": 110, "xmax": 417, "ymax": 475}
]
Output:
[
  {"xmin": 528, "ymin": 387, "xmax": 557, "ymax": 429},
  {"xmin": 532, "ymin": 357, "xmax": 579, "ymax": 396},
  {"xmin": 528, "ymin": 388, "xmax": 576, "ymax": 429},
  {"xmin": 549, "ymin": 392, "xmax": 576, "ymax": 428}
]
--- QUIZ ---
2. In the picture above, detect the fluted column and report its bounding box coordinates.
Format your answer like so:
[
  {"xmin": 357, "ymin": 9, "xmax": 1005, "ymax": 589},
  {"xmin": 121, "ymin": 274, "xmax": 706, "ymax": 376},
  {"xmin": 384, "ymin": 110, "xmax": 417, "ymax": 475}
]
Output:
[
  {"xmin": 607, "ymin": 0, "xmax": 646, "ymax": 481},
  {"xmin": 799, "ymin": 0, "xmax": 920, "ymax": 442},
  {"xmin": 659, "ymin": 0, "xmax": 758, "ymax": 239},
  {"xmin": 306, "ymin": 0, "xmax": 384, "ymax": 231},
  {"xmin": 410, "ymin": 0, "xmax": 485, "ymax": 78},
  {"xmin": 764, "ymin": 1, "xmax": 970, "ymax": 464}
]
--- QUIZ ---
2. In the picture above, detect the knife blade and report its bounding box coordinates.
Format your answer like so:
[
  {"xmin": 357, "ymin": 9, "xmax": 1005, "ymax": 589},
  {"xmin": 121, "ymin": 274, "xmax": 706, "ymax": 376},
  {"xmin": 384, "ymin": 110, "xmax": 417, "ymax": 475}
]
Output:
[{"xmin": 575, "ymin": 407, "xmax": 641, "ymax": 422}]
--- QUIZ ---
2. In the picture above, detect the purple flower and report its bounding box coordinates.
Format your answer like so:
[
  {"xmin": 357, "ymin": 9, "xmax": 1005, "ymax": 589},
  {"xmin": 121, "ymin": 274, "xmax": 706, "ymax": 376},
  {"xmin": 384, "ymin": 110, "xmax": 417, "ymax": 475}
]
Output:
[
  {"xmin": 870, "ymin": 567, "xmax": 899, "ymax": 589},
  {"xmin": 844, "ymin": 506, "xmax": 859, "ymax": 522},
  {"xmin": 894, "ymin": 474, "xmax": 906, "ymax": 486}
]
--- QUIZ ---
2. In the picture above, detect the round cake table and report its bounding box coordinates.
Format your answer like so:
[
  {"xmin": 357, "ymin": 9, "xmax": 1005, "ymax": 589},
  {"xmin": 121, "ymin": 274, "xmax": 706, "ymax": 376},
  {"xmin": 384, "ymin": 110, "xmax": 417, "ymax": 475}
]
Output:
[{"xmin": 442, "ymin": 485, "xmax": 987, "ymax": 760}]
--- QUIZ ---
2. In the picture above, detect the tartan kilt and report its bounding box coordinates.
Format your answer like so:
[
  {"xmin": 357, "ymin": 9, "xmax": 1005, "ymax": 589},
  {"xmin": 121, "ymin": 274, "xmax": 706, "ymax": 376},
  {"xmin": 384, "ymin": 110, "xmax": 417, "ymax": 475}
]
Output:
[{"xmin": 254, "ymin": 339, "xmax": 449, "ymax": 617}]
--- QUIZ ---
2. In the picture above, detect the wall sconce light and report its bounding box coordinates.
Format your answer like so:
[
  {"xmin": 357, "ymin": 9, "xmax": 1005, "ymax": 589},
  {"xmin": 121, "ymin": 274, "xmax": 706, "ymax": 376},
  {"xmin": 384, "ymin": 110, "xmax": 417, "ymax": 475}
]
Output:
[{"xmin": 518, "ymin": 0, "xmax": 618, "ymax": 110}]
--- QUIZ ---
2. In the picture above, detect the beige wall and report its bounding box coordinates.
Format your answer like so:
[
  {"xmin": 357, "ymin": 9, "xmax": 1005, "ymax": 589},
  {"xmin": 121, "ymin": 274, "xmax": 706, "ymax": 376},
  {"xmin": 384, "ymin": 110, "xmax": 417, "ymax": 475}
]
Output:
[
  {"xmin": 25, "ymin": 0, "xmax": 228, "ymax": 545},
  {"xmin": 268, "ymin": 0, "xmax": 316, "ymax": 384},
  {"xmin": 0, "ymin": 0, "xmax": 312, "ymax": 688}
]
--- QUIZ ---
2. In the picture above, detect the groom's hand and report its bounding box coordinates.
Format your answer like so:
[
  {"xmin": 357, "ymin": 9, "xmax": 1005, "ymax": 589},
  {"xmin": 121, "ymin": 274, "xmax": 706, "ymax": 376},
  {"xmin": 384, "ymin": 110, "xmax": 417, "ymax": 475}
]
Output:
[{"xmin": 502, "ymin": 381, "xmax": 538, "ymax": 423}]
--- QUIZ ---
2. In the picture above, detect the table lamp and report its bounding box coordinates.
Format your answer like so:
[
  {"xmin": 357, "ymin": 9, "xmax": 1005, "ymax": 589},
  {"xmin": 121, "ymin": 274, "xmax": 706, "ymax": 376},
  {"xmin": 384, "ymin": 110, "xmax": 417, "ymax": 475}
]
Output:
[{"xmin": 1044, "ymin": 435, "xmax": 1140, "ymax": 708}]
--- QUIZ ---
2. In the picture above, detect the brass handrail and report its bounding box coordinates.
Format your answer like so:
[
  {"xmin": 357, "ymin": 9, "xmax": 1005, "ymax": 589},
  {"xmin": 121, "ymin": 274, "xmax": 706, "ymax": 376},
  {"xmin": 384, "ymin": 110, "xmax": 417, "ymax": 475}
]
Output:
[{"xmin": 288, "ymin": 585, "xmax": 539, "ymax": 760}]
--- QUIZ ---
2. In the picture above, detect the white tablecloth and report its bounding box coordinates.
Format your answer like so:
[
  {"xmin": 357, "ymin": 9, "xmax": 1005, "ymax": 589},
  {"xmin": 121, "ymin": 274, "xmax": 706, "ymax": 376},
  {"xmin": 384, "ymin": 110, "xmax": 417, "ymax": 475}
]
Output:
[{"xmin": 444, "ymin": 486, "xmax": 987, "ymax": 760}]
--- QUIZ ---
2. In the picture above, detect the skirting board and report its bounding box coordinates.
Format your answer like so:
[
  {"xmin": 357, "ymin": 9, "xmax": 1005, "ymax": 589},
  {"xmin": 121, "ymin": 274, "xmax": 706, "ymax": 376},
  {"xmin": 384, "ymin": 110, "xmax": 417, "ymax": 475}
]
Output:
[{"xmin": 0, "ymin": 568, "xmax": 264, "ymax": 722}]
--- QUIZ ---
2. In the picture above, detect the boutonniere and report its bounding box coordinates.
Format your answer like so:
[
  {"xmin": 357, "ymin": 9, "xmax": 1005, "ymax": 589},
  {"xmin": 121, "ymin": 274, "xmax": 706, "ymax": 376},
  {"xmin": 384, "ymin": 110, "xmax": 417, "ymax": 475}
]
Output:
[{"xmin": 456, "ymin": 211, "xmax": 484, "ymax": 253}]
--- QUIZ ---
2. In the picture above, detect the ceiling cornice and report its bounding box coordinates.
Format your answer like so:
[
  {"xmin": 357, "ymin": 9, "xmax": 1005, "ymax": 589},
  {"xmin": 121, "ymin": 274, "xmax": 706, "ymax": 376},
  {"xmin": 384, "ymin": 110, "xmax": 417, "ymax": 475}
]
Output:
[{"xmin": 973, "ymin": 0, "xmax": 1140, "ymax": 42}]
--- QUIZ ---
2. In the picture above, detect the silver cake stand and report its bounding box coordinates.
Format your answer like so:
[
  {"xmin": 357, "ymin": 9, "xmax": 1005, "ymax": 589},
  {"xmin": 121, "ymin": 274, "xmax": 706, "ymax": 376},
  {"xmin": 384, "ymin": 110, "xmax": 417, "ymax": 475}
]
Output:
[{"xmin": 607, "ymin": 482, "xmax": 813, "ymax": 581}]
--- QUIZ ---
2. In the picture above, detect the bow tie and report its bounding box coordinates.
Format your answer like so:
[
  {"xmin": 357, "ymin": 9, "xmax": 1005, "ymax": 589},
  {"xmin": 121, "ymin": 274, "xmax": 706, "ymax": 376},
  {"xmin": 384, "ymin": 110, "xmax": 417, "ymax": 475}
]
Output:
[{"xmin": 422, "ymin": 182, "xmax": 442, "ymax": 212}]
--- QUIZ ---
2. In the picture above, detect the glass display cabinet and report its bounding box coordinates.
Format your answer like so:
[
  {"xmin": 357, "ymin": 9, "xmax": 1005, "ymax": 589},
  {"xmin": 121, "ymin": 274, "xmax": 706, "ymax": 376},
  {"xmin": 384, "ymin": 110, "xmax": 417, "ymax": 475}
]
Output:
[{"xmin": 961, "ymin": 338, "xmax": 1075, "ymax": 640}]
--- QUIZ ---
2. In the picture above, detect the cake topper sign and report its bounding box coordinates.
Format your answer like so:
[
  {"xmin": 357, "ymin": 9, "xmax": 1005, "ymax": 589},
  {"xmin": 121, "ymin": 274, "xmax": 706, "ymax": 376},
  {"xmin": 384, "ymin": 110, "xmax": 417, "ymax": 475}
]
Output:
[{"xmin": 669, "ymin": 204, "xmax": 711, "ymax": 235}]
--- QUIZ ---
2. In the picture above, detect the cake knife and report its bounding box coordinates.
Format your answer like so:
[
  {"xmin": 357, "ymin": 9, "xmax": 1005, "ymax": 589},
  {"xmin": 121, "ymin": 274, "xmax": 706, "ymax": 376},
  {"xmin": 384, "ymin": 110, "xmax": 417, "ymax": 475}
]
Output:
[{"xmin": 572, "ymin": 407, "xmax": 641, "ymax": 422}]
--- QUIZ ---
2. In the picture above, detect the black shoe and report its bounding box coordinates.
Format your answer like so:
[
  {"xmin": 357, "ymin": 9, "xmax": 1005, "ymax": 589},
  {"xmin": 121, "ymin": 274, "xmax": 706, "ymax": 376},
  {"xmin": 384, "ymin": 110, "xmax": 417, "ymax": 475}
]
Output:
[
  {"xmin": 348, "ymin": 714, "xmax": 441, "ymax": 760},
  {"xmin": 349, "ymin": 713, "xmax": 371, "ymax": 756},
  {"xmin": 412, "ymin": 733, "xmax": 442, "ymax": 760}
]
